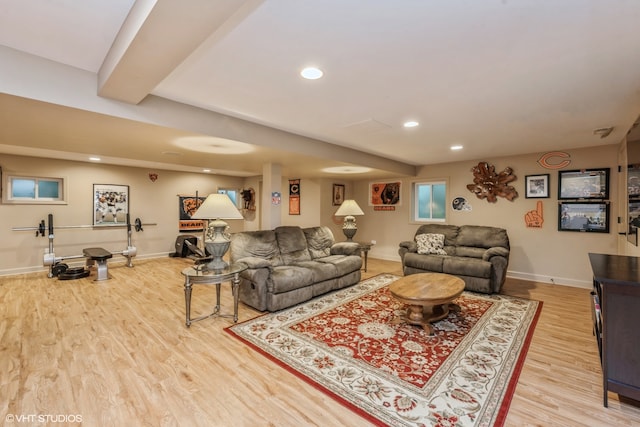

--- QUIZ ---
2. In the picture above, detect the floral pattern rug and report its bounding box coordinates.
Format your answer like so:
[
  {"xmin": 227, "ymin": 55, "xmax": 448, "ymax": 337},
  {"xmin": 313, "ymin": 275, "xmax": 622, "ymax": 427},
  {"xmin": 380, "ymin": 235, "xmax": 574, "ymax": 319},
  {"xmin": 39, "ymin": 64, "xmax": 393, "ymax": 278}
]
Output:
[{"xmin": 226, "ymin": 274, "xmax": 542, "ymax": 426}]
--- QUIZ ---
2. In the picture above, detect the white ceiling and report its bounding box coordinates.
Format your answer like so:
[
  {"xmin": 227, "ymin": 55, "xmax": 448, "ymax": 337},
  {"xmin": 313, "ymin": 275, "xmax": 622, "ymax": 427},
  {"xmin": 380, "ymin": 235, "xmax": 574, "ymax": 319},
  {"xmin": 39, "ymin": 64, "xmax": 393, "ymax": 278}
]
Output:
[{"xmin": 1, "ymin": 0, "xmax": 640, "ymax": 178}]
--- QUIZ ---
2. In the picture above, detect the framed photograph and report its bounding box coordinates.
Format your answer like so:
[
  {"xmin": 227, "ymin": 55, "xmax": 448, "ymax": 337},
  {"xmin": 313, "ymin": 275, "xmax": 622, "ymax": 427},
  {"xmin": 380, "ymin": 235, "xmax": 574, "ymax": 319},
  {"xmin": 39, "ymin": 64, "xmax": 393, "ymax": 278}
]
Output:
[
  {"xmin": 558, "ymin": 168, "xmax": 609, "ymax": 200},
  {"xmin": 370, "ymin": 181, "xmax": 401, "ymax": 206},
  {"xmin": 332, "ymin": 184, "xmax": 345, "ymax": 206},
  {"xmin": 558, "ymin": 201, "xmax": 609, "ymax": 233},
  {"xmin": 525, "ymin": 174, "xmax": 550, "ymax": 198},
  {"xmin": 94, "ymin": 184, "xmax": 129, "ymax": 226}
]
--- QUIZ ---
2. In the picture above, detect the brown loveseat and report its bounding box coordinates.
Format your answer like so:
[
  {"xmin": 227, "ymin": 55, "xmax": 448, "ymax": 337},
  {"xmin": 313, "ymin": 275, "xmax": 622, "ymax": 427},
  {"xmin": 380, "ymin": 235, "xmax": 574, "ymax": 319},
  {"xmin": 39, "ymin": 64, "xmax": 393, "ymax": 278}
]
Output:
[
  {"xmin": 229, "ymin": 226, "xmax": 362, "ymax": 311},
  {"xmin": 398, "ymin": 224, "xmax": 510, "ymax": 294}
]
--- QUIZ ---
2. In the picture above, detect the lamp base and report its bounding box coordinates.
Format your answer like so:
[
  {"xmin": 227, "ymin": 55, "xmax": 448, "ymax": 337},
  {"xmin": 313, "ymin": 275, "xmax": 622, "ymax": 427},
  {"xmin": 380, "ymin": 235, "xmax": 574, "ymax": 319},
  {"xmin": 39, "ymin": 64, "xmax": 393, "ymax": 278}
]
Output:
[
  {"xmin": 202, "ymin": 219, "xmax": 231, "ymax": 272},
  {"xmin": 342, "ymin": 215, "xmax": 358, "ymax": 242}
]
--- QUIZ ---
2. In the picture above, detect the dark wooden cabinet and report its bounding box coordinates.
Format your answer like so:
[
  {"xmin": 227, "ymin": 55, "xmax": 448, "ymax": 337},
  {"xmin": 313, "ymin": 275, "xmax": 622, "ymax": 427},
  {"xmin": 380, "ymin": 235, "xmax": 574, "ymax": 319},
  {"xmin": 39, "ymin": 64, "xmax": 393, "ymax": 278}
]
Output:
[{"xmin": 589, "ymin": 253, "xmax": 640, "ymax": 407}]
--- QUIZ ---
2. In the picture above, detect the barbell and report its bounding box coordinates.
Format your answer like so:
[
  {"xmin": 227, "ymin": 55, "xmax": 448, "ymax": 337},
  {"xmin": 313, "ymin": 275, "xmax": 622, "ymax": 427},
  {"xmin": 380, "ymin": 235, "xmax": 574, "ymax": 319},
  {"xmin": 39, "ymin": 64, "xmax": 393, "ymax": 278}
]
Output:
[{"xmin": 12, "ymin": 217, "xmax": 156, "ymax": 236}]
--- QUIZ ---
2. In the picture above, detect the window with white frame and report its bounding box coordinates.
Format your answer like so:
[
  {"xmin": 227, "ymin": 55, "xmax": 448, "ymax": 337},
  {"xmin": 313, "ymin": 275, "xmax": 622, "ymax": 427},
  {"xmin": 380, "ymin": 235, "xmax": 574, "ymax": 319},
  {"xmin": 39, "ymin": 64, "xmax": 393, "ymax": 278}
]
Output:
[
  {"xmin": 2, "ymin": 174, "xmax": 66, "ymax": 204},
  {"xmin": 412, "ymin": 180, "xmax": 447, "ymax": 222},
  {"xmin": 217, "ymin": 188, "xmax": 239, "ymax": 207}
]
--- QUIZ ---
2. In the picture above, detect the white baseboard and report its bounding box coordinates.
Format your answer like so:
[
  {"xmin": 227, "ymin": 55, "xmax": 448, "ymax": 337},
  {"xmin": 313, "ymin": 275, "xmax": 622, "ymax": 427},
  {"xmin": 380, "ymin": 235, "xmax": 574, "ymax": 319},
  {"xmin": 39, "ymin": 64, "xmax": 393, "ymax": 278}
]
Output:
[
  {"xmin": 504, "ymin": 271, "xmax": 591, "ymax": 289},
  {"xmin": 0, "ymin": 252, "xmax": 173, "ymax": 278},
  {"xmin": 368, "ymin": 252, "xmax": 593, "ymax": 289}
]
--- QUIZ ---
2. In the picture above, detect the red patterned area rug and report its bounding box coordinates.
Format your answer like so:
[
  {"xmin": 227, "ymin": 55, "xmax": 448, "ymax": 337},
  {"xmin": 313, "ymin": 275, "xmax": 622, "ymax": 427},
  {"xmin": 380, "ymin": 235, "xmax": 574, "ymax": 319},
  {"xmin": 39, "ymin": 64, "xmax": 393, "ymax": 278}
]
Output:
[{"xmin": 226, "ymin": 274, "xmax": 542, "ymax": 426}]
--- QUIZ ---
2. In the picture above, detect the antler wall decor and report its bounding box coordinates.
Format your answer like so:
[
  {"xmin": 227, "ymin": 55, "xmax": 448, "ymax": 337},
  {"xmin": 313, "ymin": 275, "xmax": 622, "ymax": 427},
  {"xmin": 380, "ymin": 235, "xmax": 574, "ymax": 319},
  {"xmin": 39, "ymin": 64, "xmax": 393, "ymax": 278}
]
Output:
[{"xmin": 466, "ymin": 161, "xmax": 518, "ymax": 203}]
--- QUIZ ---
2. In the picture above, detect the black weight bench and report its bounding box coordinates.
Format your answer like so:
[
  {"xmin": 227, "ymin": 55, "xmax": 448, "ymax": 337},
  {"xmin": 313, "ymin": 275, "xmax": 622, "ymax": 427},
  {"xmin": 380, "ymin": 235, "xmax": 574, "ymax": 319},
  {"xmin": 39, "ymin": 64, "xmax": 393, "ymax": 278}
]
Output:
[{"xmin": 83, "ymin": 247, "xmax": 113, "ymax": 281}]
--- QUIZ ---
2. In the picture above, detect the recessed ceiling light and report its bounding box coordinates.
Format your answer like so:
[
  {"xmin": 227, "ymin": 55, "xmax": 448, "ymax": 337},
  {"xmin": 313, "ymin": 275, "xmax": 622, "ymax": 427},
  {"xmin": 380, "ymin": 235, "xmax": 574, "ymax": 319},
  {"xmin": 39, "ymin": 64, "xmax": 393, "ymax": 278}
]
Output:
[
  {"xmin": 89, "ymin": 156, "xmax": 101, "ymax": 161},
  {"xmin": 403, "ymin": 121, "xmax": 419, "ymax": 128},
  {"xmin": 301, "ymin": 67, "xmax": 323, "ymax": 80},
  {"xmin": 203, "ymin": 169, "xmax": 211, "ymax": 173},
  {"xmin": 450, "ymin": 145, "xmax": 463, "ymax": 151}
]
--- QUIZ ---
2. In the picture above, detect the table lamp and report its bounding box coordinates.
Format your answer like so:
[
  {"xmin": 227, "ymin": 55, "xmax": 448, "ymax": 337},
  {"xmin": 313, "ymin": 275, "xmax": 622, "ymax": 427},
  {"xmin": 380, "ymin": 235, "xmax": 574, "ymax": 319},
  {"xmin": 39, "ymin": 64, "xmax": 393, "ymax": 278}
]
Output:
[
  {"xmin": 334, "ymin": 199, "xmax": 364, "ymax": 241},
  {"xmin": 191, "ymin": 193, "xmax": 243, "ymax": 271}
]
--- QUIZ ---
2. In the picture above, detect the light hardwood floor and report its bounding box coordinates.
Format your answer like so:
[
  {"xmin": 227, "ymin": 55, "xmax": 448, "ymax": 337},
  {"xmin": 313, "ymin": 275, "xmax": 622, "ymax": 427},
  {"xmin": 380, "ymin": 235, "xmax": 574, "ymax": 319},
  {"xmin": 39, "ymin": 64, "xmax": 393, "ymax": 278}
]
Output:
[{"xmin": 1, "ymin": 257, "xmax": 639, "ymax": 426}]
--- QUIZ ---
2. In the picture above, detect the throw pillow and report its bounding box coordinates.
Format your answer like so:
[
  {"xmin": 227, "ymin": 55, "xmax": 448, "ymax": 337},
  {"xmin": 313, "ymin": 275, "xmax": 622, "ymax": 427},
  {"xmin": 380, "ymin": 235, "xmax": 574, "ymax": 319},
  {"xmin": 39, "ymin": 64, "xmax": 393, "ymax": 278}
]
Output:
[{"xmin": 415, "ymin": 233, "xmax": 448, "ymax": 255}]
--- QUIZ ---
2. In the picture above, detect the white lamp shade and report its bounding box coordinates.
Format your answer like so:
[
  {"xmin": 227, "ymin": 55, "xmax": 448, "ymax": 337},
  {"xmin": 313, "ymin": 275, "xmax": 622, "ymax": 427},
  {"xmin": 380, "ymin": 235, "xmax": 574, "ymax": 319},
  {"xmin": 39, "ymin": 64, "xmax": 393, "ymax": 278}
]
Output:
[
  {"xmin": 335, "ymin": 199, "xmax": 364, "ymax": 216},
  {"xmin": 191, "ymin": 194, "xmax": 243, "ymax": 220}
]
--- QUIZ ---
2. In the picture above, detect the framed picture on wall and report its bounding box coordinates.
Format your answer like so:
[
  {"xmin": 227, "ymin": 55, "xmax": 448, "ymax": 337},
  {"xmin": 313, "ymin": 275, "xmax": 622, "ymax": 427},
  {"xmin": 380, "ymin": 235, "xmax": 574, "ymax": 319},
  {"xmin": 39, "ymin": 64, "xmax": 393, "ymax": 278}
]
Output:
[
  {"xmin": 525, "ymin": 174, "xmax": 550, "ymax": 198},
  {"xmin": 369, "ymin": 181, "xmax": 401, "ymax": 206},
  {"xmin": 333, "ymin": 184, "xmax": 345, "ymax": 206},
  {"xmin": 558, "ymin": 201, "xmax": 609, "ymax": 233},
  {"xmin": 93, "ymin": 184, "xmax": 129, "ymax": 226}
]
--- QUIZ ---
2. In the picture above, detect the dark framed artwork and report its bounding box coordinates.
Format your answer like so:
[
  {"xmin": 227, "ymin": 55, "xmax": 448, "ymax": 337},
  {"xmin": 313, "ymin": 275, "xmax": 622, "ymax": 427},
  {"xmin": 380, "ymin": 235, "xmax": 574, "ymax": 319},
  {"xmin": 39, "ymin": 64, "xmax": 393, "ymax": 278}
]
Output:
[
  {"xmin": 94, "ymin": 184, "xmax": 129, "ymax": 226},
  {"xmin": 558, "ymin": 201, "xmax": 609, "ymax": 233},
  {"xmin": 333, "ymin": 184, "xmax": 345, "ymax": 206},
  {"xmin": 558, "ymin": 168, "xmax": 609, "ymax": 200},
  {"xmin": 525, "ymin": 174, "xmax": 550, "ymax": 198},
  {"xmin": 370, "ymin": 181, "xmax": 401, "ymax": 206},
  {"xmin": 178, "ymin": 195, "xmax": 206, "ymax": 232}
]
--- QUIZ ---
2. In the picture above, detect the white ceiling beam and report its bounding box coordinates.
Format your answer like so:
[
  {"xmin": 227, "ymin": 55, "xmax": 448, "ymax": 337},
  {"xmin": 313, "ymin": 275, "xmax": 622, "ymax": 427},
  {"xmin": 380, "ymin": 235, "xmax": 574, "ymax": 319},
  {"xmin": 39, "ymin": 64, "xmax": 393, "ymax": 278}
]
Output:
[{"xmin": 98, "ymin": 0, "xmax": 262, "ymax": 104}]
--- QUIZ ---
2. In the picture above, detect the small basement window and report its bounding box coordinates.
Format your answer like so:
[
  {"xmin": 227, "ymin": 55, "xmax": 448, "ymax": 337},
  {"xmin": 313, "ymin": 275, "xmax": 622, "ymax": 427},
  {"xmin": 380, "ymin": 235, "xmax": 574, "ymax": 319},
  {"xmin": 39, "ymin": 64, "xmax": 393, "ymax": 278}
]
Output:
[{"xmin": 2, "ymin": 174, "xmax": 67, "ymax": 204}]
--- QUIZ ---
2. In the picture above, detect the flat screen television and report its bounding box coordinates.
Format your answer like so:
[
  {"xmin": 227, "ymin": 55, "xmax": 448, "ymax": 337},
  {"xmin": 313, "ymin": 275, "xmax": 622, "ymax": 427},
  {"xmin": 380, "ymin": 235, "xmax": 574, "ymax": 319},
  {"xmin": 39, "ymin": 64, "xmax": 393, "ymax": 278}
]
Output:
[
  {"xmin": 558, "ymin": 201, "xmax": 609, "ymax": 233},
  {"xmin": 558, "ymin": 168, "xmax": 609, "ymax": 200}
]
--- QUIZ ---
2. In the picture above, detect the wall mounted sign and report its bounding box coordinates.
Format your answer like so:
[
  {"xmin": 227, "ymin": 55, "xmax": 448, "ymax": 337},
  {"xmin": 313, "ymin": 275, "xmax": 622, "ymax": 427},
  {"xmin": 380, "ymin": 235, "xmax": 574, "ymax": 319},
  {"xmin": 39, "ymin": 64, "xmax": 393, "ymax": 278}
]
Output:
[
  {"xmin": 289, "ymin": 179, "xmax": 300, "ymax": 215},
  {"xmin": 537, "ymin": 151, "xmax": 571, "ymax": 169},
  {"xmin": 452, "ymin": 196, "xmax": 472, "ymax": 211},
  {"xmin": 272, "ymin": 192, "xmax": 281, "ymax": 205},
  {"xmin": 525, "ymin": 200, "xmax": 544, "ymax": 228},
  {"xmin": 177, "ymin": 194, "xmax": 205, "ymax": 232}
]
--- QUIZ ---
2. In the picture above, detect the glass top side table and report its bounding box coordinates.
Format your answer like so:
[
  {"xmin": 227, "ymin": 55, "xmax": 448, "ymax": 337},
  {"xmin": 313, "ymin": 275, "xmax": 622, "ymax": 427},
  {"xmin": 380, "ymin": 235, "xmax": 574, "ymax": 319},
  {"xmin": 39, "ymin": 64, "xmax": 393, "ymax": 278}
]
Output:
[{"xmin": 181, "ymin": 263, "xmax": 247, "ymax": 327}]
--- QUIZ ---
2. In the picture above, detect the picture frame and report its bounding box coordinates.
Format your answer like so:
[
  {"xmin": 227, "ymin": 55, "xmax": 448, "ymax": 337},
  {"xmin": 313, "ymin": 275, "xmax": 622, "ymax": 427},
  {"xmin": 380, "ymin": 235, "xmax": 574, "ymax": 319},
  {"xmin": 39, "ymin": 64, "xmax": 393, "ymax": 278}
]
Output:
[
  {"xmin": 369, "ymin": 181, "xmax": 401, "ymax": 206},
  {"xmin": 525, "ymin": 174, "xmax": 550, "ymax": 198},
  {"xmin": 93, "ymin": 184, "xmax": 129, "ymax": 227},
  {"xmin": 558, "ymin": 168, "xmax": 609, "ymax": 200},
  {"xmin": 558, "ymin": 201, "xmax": 609, "ymax": 233},
  {"xmin": 332, "ymin": 184, "xmax": 345, "ymax": 206}
]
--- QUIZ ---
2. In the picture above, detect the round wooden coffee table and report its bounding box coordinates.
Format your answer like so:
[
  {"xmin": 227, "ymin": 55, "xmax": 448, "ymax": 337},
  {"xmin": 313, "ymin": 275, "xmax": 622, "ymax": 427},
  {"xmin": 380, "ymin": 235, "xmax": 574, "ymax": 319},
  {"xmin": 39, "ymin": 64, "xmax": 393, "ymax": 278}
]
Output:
[{"xmin": 389, "ymin": 273, "xmax": 465, "ymax": 335}]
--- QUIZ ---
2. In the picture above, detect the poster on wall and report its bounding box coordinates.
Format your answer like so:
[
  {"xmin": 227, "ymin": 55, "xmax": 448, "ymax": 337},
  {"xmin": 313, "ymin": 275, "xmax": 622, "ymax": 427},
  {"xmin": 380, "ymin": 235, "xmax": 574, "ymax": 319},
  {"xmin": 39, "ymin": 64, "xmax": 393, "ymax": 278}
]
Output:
[
  {"xmin": 178, "ymin": 195, "xmax": 206, "ymax": 232},
  {"xmin": 289, "ymin": 179, "xmax": 300, "ymax": 215},
  {"xmin": 94, "ymin": 184, "xmax": 129, "ymax": 226},
  {"xmin": 370, "ymin": 181, "xmax": 400, "ymax": 211}
]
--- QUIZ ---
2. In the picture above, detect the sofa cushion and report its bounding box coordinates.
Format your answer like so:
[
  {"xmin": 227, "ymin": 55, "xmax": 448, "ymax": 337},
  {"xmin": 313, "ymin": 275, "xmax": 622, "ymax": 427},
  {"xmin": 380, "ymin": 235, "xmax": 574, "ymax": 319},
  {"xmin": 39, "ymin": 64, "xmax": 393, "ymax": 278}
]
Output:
[
  {"xmin": 416, "ymin": 233, "xmax": 448, "ymax": 255},
  {"xmin": 455, "ymin": 246, "xmax": 486, "ymax": 259},
  {"xmin": 443, "ymin": 257, "xmax": 491, "ymax": 278},
  {"xmin": 230, "ymin": 230, "xmax": 282, "ymax": 267},
  {"xmin": 275, "ymin": 226, "xmax": 312, "ymax": 264},
  {"xmin": 413, "ymin": 224, "xmax": 459, "ymax": 247},
  {"xmin": 293, "ymin": 260, "xmax": 337, "ymax": 282},
  {"xmin": 457, "ymin": 225, "xmax": 509, "ymax": 250},
  {"xmin": 315, "ymin": 255, "xmax": 362, "ymax": 276},
  {"xmin": 403, "ymin": 252, "xmax": 444, "ymax": 272},
  {"xmin": 270, "ymin": 265, "xmax": 314, "ymax": 293},
  {"xmin": 303, "ymin": 226, "xmax": 335, "ymax": 259}
]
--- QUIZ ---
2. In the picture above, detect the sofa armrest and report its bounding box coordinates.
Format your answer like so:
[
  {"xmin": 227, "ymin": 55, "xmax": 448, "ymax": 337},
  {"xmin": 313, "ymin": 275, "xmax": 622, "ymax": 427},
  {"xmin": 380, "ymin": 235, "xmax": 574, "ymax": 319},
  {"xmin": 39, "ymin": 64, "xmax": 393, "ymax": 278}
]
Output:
[
  {"xmin": 399, "ymin": 240, "xmax": 417, "ymax": 253},
  {"xmin": 236, "ymin": 256, "xmax": 272, "ymax": 270},
  {"xmin": 482, "ymin": 247, "xmax": 509, "ymax": 261},
  {"xmin": 330, "ymin": 242, "xmax": 361, "ymax": 256}
]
